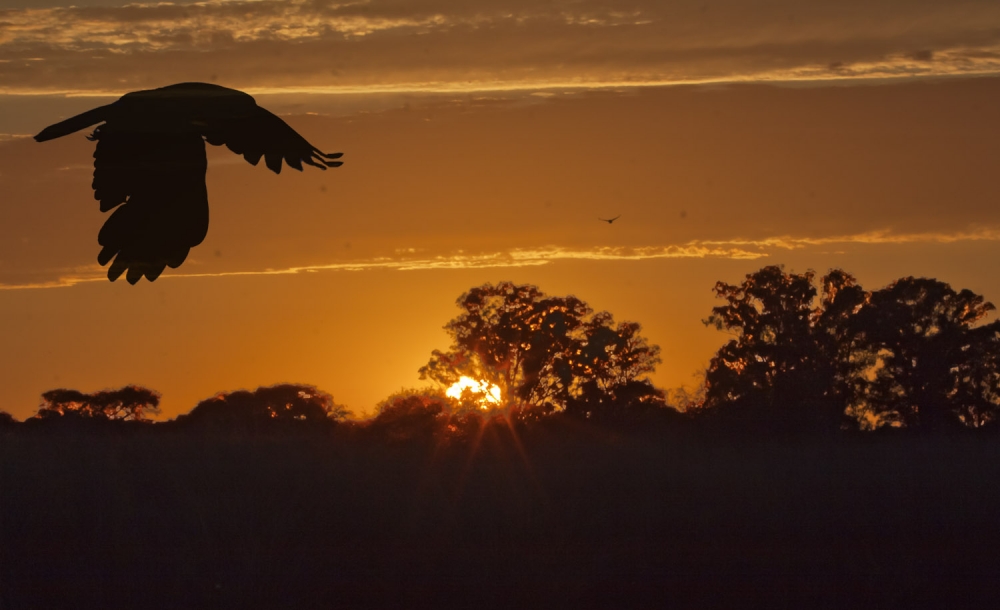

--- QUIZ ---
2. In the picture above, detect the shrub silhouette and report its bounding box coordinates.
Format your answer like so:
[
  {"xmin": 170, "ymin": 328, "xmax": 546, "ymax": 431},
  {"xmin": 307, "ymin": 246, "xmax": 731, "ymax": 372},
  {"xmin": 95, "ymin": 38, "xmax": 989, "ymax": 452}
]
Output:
[
  {"xmin": 365, "ymin": 390, "xmax": 452, "ymax": 442},
  {"xmin": 566, "ymin": 378, "xmax": 671, "ymax": 423},
  {"xmin": 174, "ymin": 383, "xmax": 348, "ymax": 432}
]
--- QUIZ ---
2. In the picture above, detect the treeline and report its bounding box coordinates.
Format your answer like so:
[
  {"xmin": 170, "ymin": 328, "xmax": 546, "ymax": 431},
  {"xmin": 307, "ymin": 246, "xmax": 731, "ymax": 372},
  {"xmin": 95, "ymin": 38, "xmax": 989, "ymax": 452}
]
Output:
[
  {"xmin": 2, "ymin": 265, "xmax": 998, "ymax": 438},
  {"xmin": 697, "ymin": 266, "xmax": 1000, "ymax": 433}
]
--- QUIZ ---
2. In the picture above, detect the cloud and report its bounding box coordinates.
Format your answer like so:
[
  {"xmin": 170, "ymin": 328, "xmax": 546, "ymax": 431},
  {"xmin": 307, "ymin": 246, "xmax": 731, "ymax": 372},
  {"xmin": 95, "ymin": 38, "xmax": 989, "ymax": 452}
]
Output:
[
  {"xmin": 0, "ymin": 243, "xmax": 765, "ymax": 289},
  {"xmin": 6, "ymin": 228, "xmax": 1000, "ymax": 290},
  {"xmin": 701, "ymin": 228, "xmax": 1000, "ymax": 249},
  {"xmin": 2, "ymin": 0, "xmax": 1000, "ymax": 94}
]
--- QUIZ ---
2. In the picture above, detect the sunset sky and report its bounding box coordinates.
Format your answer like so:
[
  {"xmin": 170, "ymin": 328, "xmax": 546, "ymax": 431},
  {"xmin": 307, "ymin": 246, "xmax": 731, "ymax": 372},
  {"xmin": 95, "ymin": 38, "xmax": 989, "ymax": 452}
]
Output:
[{"xmin": 2, "ymin": 0, "xmax": 1000, "ymax": 420}]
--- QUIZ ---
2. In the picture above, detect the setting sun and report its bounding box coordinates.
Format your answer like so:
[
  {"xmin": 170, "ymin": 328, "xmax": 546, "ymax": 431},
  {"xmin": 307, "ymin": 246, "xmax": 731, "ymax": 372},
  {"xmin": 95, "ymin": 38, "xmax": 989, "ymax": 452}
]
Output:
[{"xmin": 445, "ymin": 376, "xmax": 503, "ymax": 410}]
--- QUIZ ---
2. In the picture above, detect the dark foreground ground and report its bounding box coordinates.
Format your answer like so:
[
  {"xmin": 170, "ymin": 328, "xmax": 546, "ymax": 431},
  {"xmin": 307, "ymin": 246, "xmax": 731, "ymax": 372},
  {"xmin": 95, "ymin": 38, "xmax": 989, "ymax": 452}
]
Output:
[{"xmin": 2, "ymin": 420, "xmax": 999, "ymax": 609}]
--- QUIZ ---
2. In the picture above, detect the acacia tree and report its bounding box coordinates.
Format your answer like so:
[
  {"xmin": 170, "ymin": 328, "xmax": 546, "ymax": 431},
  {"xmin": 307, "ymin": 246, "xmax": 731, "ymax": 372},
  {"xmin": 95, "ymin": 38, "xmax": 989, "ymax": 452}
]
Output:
[
  {"xmin": 419, "ymin": 282, "xmax": 661, "ymax": 415},
  {"xmin": 36, "ymin": 385, "xmax": 161, "ymax": 422}
]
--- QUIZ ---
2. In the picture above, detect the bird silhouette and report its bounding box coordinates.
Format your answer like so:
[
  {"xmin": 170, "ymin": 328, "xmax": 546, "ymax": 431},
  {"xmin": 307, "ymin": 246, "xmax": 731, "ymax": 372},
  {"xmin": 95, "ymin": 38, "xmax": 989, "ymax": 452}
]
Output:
[
  {"xmin": 34, "ymin": 82, "xmax": 343, "ymax": 284},
  {"xmin": 599, "ymin": 215, "xmax": 621, "ymax": 224}
]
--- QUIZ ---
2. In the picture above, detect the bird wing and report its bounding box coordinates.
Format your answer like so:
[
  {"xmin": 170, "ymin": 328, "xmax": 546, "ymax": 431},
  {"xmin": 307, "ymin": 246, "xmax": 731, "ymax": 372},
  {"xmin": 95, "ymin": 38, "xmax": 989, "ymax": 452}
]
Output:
[
  {"xmin": 34, "ymin": 104, "xmax": 115, "ymax": 142},
  {"xmin": 92, "ymin": 125, "xmax": 209, "ymax": 284},
  {"xmin": 202, "ymin": 106, "xmax": 343, "ymax": 174}
]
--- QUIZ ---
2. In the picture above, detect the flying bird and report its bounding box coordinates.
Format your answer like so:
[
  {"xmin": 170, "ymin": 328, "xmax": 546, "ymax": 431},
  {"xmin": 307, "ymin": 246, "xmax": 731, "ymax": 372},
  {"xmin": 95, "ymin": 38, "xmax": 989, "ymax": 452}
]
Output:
[
  {"xmin": 34, "ymin": 82, "xmax": 343, "ymax": 284},
  {"xmin": 599, "ymin": 215, "xmax": 621, "ymax": 224}
]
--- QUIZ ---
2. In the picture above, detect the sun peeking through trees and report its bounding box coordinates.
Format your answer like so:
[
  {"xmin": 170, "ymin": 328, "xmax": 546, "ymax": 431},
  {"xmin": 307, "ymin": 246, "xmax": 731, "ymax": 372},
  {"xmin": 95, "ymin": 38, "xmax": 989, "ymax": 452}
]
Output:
[
  {"xmin": 419, "ymin": 282, "xmax": 663, "ymax": 420},
  {"xmin": 445, "ymin": 376, "xmax": 503, "ymax": 410}
]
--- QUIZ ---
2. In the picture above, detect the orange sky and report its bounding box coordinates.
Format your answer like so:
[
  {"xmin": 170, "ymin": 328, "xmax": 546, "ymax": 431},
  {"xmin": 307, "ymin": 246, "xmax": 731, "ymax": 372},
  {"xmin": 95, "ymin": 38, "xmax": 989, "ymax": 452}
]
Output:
[{"xmin": 2, "ymin": 0, "xmax": 1000, "ymax": 420}]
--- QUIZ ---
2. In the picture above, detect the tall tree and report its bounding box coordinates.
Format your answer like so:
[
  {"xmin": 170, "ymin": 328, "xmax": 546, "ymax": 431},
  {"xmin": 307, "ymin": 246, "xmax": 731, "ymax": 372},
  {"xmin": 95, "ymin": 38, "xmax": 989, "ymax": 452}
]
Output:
[
  {"xmin": 701, "ymin": 266, "xmax": 846, "ymax": 431},
  {"xmin": 420, "ymin": 282, "xmax": 661, "ymax": 415},
  {"xmin": 846, "ymin": 277, "xmax": 998, "ymax": 430},
  {"xmin": 701, "ymin": 266, "xmax": 1000, "ymax": 432}
]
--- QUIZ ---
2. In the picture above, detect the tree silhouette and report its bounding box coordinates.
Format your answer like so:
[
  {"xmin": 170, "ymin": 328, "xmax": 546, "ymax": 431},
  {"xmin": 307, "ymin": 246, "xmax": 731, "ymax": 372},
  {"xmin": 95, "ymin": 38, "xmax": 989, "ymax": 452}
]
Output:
[
  {"xmin": 699, "ymin": 265, "xmax": 1000, "ymax": 432},
  {"xmin": 575, "ymin": 313, "xmax": 661, "ymax": 392},
  {"xmin": 950, "ymin": 322, "xmax": 1000, "ymax": 429},
  {"xmin": 176, "ymin": 383, "xmax": 348, "ymax": 430},
  {"xmin": 700, "ymin": 266, "xmax": 847, "ymax": 431},
  {"xmin": 420, "ymin": 282, "xmax": 661, "ymax": 417},
  {"xmin": 366, "ymin": 390, "xmax": 452, "ymax": 442},
  {"xmin": 0, "ymin": 411, "xmax": 16, "ymax": 427},
  {"xmin": 34, "ymin": 82, "xmax": 343, "ymax": 283},
  {"xmin": 35, "ymin": 385, "xmax": 161, "ymax": 422},
  {"xmin": 567, "ymin": 379, "xmax": 669, "ymax": 422},
  {"xmin": 846, "ymin": 277, "xmax": 999, "ymax": 430}
]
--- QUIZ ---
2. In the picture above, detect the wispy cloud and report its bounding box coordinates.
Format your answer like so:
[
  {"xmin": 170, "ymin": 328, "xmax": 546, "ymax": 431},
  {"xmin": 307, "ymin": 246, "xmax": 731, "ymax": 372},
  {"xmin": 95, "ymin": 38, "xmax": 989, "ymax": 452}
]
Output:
[
  {"xmin": 506, "ymin": 245, "xmax": 766, "ymax": 263},
  {"xmin": 0, "ymin": 244, "xmax": 764, "ymax": 289},
  {"xmin": 6, "ymin": 228, "xmax": 1000, "ymax": 290},
  {"xmin": 2, "ymin": 0, "xmax": 1000, "ymax": 94},
  {"xmin": 700, "ymin": 228, "xmax": 1000, "ymax": 249}
]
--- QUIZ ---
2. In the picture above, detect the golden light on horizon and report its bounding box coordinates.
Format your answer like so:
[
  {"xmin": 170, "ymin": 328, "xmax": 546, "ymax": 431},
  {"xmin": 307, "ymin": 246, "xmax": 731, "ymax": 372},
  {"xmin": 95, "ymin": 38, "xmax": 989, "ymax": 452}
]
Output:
[{"xmin": 446, "ymin": 376, "xmax": 503, "ymax": 410}]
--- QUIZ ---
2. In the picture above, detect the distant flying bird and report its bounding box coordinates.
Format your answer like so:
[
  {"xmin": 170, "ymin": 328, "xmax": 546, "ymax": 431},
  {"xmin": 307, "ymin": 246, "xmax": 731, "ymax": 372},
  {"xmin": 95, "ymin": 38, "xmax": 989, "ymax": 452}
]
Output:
[
  {"xmin": 599, "ymin": 215, "xmax": 621, "ymax": 224},
  {"xmin": 34, "ymin": 82, "xmax": 343, "ymax": 284}
]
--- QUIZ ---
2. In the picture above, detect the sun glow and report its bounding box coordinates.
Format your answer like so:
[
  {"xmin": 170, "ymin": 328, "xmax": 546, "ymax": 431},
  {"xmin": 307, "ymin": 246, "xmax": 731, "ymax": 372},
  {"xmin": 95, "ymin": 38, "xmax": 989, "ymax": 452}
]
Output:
[{"xmin": 446, "ymin": 376, "xmax": 502, "ymax": 410}]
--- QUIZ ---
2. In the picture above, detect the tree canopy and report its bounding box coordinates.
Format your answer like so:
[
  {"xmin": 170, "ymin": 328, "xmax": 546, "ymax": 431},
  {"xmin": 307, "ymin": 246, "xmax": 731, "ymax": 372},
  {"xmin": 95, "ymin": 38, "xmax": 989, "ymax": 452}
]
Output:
[
  {"xmin": 35, "ymin": 385, "xmax": 161, "ymax": 422},
  {"xmin": 366, "ymin": 389, "xmax": 452, "ymax": 442},
  {"xmin": 419, "ymin": 282, "xmax": 663, "ymax": 419},
  {"xmin": 699, "ymin": 265, "xmax": 1000, "ymax": 432},
  {"xmin": 846, "ymin": 276, "xmax": 998, "ymax": 429},
  {"xmin": 176, "ymin": 384, "xmax": 349, "ymax": 430}
]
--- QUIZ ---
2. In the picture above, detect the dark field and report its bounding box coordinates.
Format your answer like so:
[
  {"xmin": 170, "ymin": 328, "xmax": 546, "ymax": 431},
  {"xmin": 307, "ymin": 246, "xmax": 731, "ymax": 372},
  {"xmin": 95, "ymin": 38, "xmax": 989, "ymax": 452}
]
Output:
[{"xmin": 2, "ymin": 421, "xmax": 999, "ymax": 609}]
